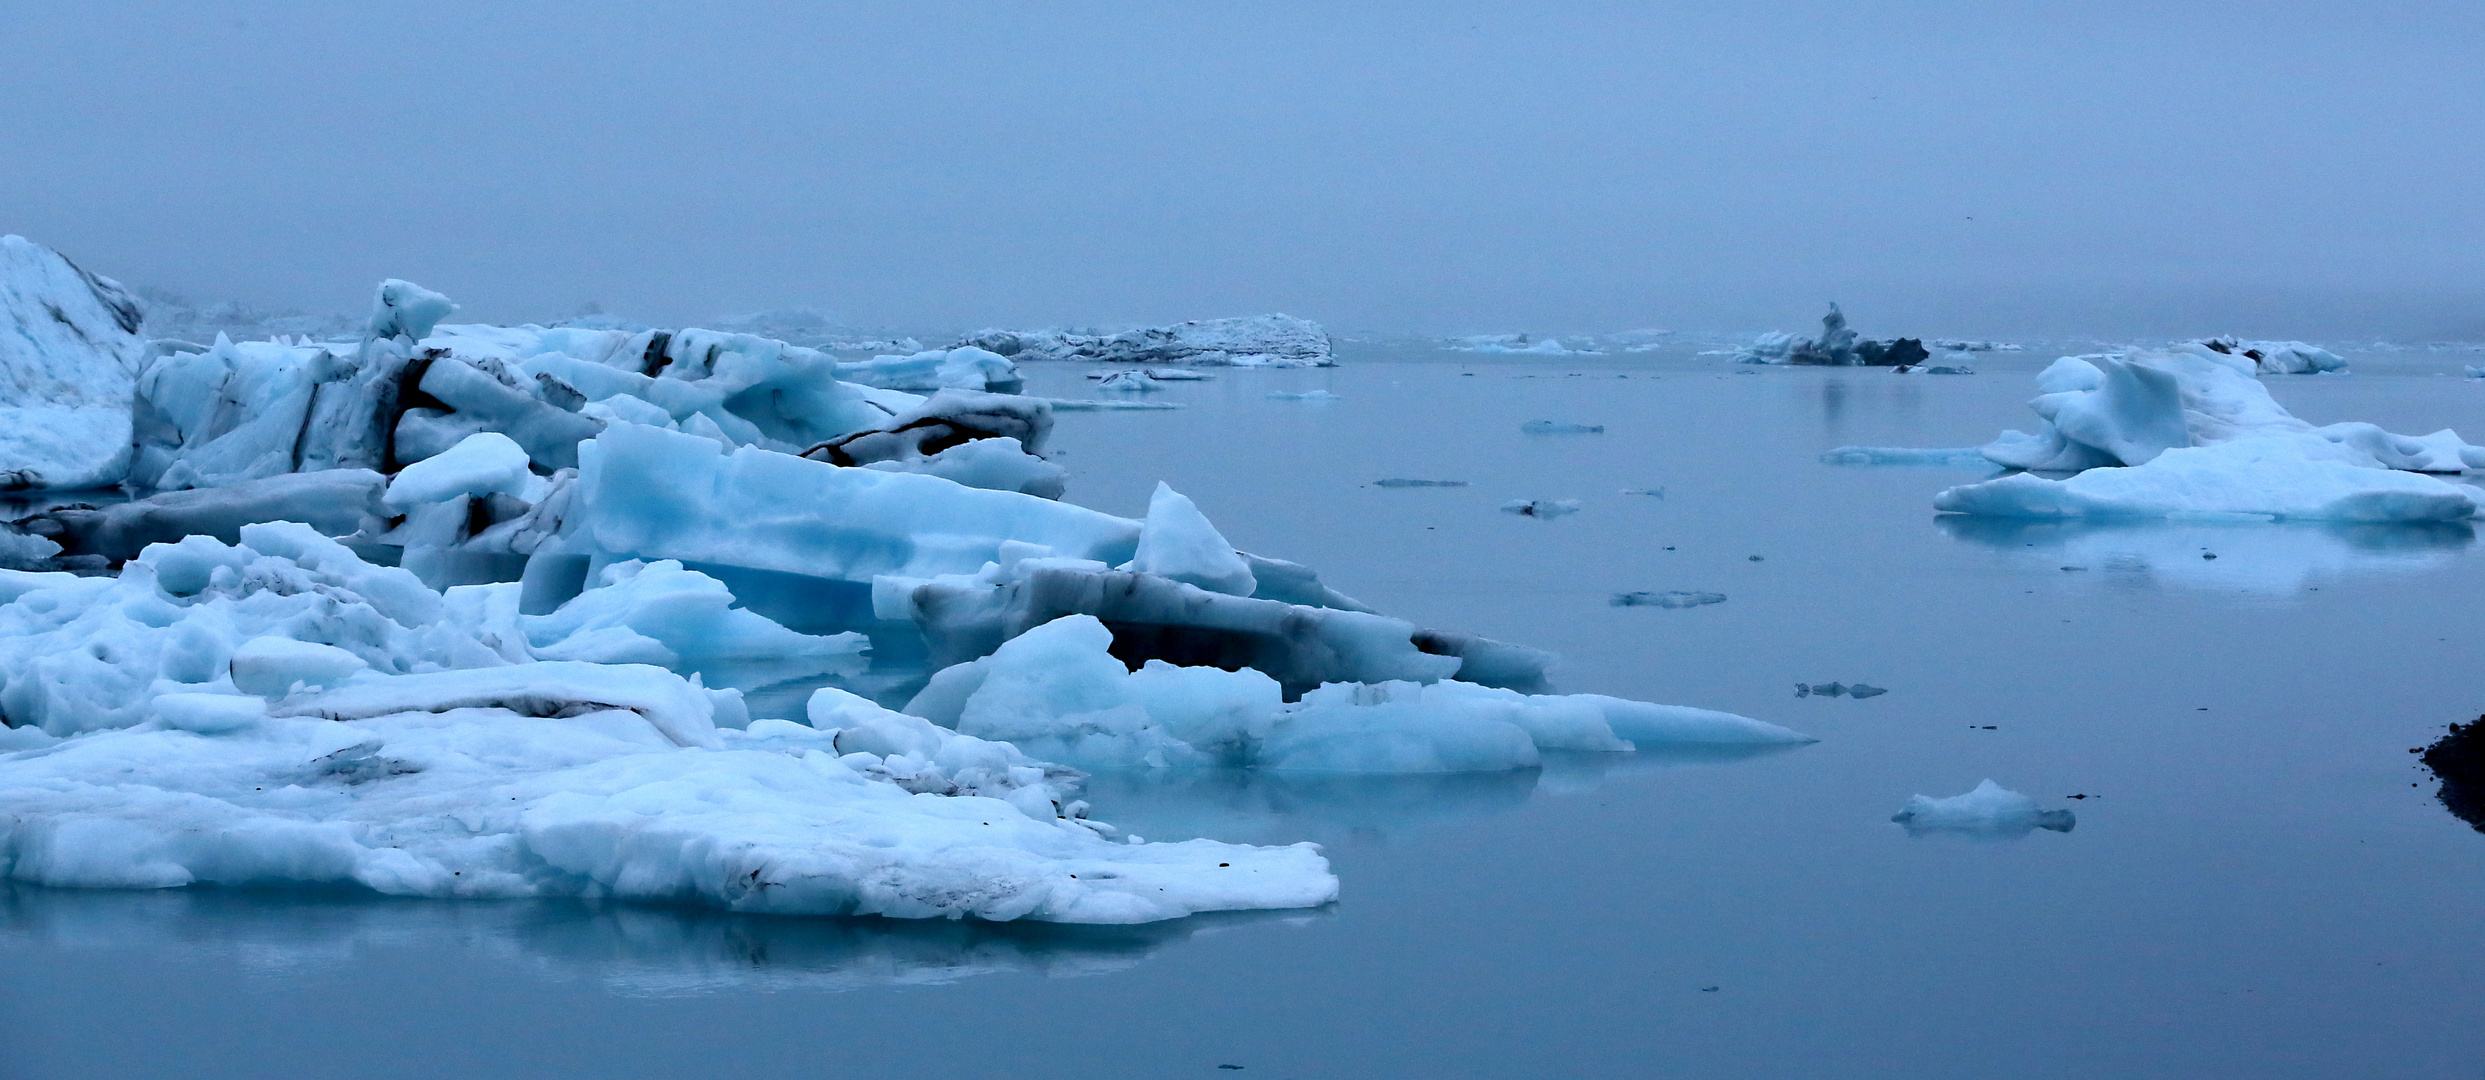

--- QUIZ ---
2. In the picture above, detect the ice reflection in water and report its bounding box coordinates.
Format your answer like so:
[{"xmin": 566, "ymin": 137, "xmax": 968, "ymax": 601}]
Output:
[
  {"xmin": 1936, "ymin": 515, "xmax": 2475, "ymax": 593},
  {"xmin": 0, "ymin": 882, "xmax": 1313, "ymax": 997}
]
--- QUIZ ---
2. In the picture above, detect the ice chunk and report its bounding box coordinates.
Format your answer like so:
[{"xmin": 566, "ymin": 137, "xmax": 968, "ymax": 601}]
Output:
[
  {"xmin": 1373, "ymin": 479, "xmax": 1467, "ymax": 488},
  {"xmin": 1890, "ymin": 780, "xmax": 2076, "ymax": 836},
  {"xmin": 0, "ymin": 235, "xmax": 149, "ymax": 490},
  {"xmin": 2418, "ymin": 715, "xmax": 2485, "ymax": 832},
  {"xmin": 1123, "ymin": 483, "xmax": 1256, "ymax": 597},
  {"xmin": 955, "ymin": 315, "xmax": 1332, "ymax": 368},
  {"xmin": 1501, "ymin": 499, "xmax": 1581, "ymax": 518},
  {"xmin": 366, "ymin": 280, "xmax": 457, "ymax": 342},
  {"xmin": 1521, "ymin": 421, "xmax": 1603, "ymax": 434},
  {"xmin": 577, "ymin": 423, "xmax": 1138, "ymax": 588},
  {"xmin": 906, "ymin": 615, "xmax": 1808, "ymax": 772},
  {"xmin": 13, "ymin": 470, "xmax": 389, "ymax": 569},
  {"xmin": 803, "ymin": 389, "xmax": 1065, "ymax": 498},
  {"xmin": 384, "ymin": 432, "xmax": 533, "ymax": 511},
  {"xmin": 1944, "ymin": 349, "xmax": 2485, "ymax": 522},
  {"xmin": 512, "ymin": 559, "xmax": 867, "ymax": 686},
  {"xmin": 834, "ymin": 346, "xmax": 1022, "ymax": 393},
  {"xmin": 1096, "ymin": 371, "xmax": 1162, "ymax": 392},
  {"xmin": 228, "ymin": 638, "xmax": 371, "ymax": 697},
  {"xmin": 1610, "ymin": 591, "xmax": 1724, "ymax": 608},
  {"xmin": 1938, "ymin": 435, "xmax": 2482, "ymax": 522},
  {"xmin": 1732, "ymin": 305, "xmax": 1927, "ymax": 367},
  {"xmin": 1266, "ymin": 390, "xmax": 1338, "ymax": 401},
  {"xmin": 132, "ymin": 333, "xmax": 425, "ymax": 489},
  {"xmin": 2194, "ymin": 336, "xmax": 2348, "ymax": 375}
]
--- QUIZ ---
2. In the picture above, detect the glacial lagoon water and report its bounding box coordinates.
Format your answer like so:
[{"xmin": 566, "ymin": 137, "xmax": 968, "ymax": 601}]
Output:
[{"xmin": 9, "ymin": 342, "xmax": 2485, "ymax": 1079}]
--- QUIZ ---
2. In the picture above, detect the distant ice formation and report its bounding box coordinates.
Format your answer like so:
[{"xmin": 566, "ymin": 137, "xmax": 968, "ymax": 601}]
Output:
[
  {"xmin": 954, "ymin": 315, "xmax": 1333, "ymax": 368},
  {"xmin": 1890, "ymin": 780, "xmax": 2075, "ymax": 837},
  {"xmin": 2191, "ymin": 336, "xmax": 2347, "ymax": 375},
  {"xmin": 1735, "ymin": 305, "xmax": 1929, "ymax": 367},
  {"xmin": 1610, "ymin": 591, "xmax": 1724, "ymax": 609},
  {"xmin": 1934, "ymin": 348, "xmax": 2485, "ymax": 522}
]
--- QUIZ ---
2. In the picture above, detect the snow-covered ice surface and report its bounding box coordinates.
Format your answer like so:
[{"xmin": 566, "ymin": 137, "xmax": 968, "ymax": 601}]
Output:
[{"xmin": 13, "ymin": 339, "xmax": 2485, "ymax": 1080}]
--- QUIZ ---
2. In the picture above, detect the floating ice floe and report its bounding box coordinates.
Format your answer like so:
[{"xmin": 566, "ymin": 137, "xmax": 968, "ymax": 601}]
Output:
[
  {"xmin": 1095, "ymin": 371, "xmax": 1162, "ymax": 392},
  {"xmin": 1734, "ymin": 305, "xmax": 1928, "ymax": 367},
  {"xmin": 1266, "ymin": 390, "xmax": 1338, "ymax": 401},
  {"xmin": 1374, "ymin": 479, "xmax": 1467, "ymax": 488},
  {"xmin": 1890, "ymin": 780, "xmax": 2075, "ymax": 836},
  {"xmin": 1501, "ymin": 499, "xmax": 1581, "ymax": 519},
  {"xmin": 0, "ymin": 236, "xmax": 149, "ymax": 490},
  {"xmin": 1042, "ymin": 398, "xmax": 1187, "ymax": 411},
  {"xmin": 1930, "ymin": 340, "xmax": 2023, "ymax": 353},
  {"xmin": 1795, "ymin": 682, "xmax": 1885, "ymax": 699},
  {"xmin": 1085, "ymin": 368, "xmax": 1212, "ymax": 382},
  {"xmin": 1610, "ymin": 591, "xmax": 1724, "ymax": 609},
  {"xmin": 955, "ymin": 315, "xmax": 1333, "ymax": 368},
  {"xmin": 1521, "ymin": 421, "xmax": 1603, "ymax": 435},
  {"xmin": 0, "ymin": 523, "xmax": 1334, "ymax": 922},
  {"xmin": 1933, "ymin": 348, "xmax": 2485, "ymax": 522},
  {"xmin": 901, "ymin": 614, "xmax": 1811, "ymax": 772},
  {"xmin": 832, "ymin": 346, "xmax": 1022, "ymax": 394}
]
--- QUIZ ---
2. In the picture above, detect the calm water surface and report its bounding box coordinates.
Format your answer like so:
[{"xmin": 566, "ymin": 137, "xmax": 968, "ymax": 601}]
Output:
[{"xmin": 8, "ymin": 343, "xmax": 2485, "ymax": 1079}]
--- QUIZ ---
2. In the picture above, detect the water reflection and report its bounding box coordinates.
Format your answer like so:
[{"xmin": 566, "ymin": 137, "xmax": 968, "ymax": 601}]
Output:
[
  {"xmin": 0, "ymin": 883, "xmax": 1313, "ymax": 997},
  {"xmin": 1081, "ymin": 745, "xmax": 1809, "ymax": 846},
  {"xmin": 1937, "ymin": 515, "xmax": 2475, "ymax": 593}
]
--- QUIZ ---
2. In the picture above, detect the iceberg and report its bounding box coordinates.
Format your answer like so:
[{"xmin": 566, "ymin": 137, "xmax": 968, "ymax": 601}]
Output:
[
  {"xmin": 955, "ymin": 315, "xmax": 1333, "ymax": 368},
  {"xmin": 0, "ymin": 236, "xmax": 149, "ymax": 490},
  {"xmin": 0, "ymin": 522, "xmax": 1332, "ymax": 922},
  {"xmin": 1890, "ymin": 780, "xmax": 2075, "ymax": 837},
  {"xmin": 1937, "ymin": 348, "xmax": 2485, "ymax": 522},
  {"xmin": 800, "ymin": 389, "xmax": 1066, "ymax": 499},
  {"xmin": 900, "ymin": 614, "xmax": 1810, "ymax": 772}
]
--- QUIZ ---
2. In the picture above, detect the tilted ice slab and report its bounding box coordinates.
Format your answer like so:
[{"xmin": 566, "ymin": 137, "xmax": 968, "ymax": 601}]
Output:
[
  {"xmin": 1890, "ymin": 780, "xmax": 2075, "ymax": 837},
  {"xmin": 0, "ymin": 235, "xmax": 148, "ymax": 490},
  {"xmin": 956, "ymin": 315, "xmax": 1333, "ymax": 368},
  {"xmin": 575, "ymin": 423, "xmax": 1140, "ymax": 587},
  {"xmin": 899, "ymin": 615, "xmax": 1810, "ymax": 772},
  {"xmin": 1937, "ymin": 348, "xmax": 2485, "ymax": 522}
]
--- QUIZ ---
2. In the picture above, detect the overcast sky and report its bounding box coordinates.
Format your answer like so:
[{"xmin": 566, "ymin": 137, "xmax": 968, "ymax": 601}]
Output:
[{"xmin": 5, "ymin": 1, "xmax": 2480, "ymax": 338}]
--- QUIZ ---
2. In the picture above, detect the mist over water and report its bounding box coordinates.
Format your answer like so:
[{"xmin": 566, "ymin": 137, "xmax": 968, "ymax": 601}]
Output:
[{"xmin": 5, "ymin": 2, "xmax": 2482, "ymax": 338}]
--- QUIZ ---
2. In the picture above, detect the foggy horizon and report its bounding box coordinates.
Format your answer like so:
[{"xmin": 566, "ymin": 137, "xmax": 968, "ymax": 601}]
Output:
[{"xmin": 7, "ymin": 1, "xmax": 2482, "ymax": 341}]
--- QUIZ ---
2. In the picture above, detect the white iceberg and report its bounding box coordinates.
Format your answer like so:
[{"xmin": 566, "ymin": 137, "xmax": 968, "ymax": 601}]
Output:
[
  {"xmin": 1890, "ymin": 780, "xmax": 2075, "ymax": 837},
  {"xmin": 1939, "ymin": 348, "xmax": 2485, "ymax": 522},
  {"xmin": 955, "ymin": 315, "xmax": 1333, "ymax": 368},
  {"xmin": 2193, "ymin": 336, "xmax": 2347, "ymax": 375},
  {"xmin": 0, "ymin": 235, "xmax": 149, "ymax": 490}
]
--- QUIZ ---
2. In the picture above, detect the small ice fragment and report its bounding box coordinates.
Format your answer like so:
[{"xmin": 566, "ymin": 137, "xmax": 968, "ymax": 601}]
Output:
[
  {"xmin": 1374, "ymin": 479, "xmax": 1467, "ymax": 488},
  {"xmin": 1811, "ymin": 682, "xmax": 1848, "ymax": 697},
  {"xmin": 1890, "ymin": 779, "xmax": 2077, "ymax": 836},
  {"xmin": 1521, "ymin": 420, "xmax": 1603, "ymax": 434},
  {"xmin": 1267, "ymin": 390, "xmax": 1338, "ymax": 400},
  {"xmin": 1095, "ymin": 371, "xmax": 1162, "ymax": 392},
  {"xmin": 2466, "ymin": 365, "xmax": 2485, "ymax": 379},
  {"xmin": 1610, "ymin": 591, "xmax": 1725, "ymax": 609},
  {"xmin": 1619, "ymin": 487, "xmax": 1665, "ymax": 498},
  {"xmin": 1846, "ymin": 683, "xmax": 1887, "ymax": 699},
  {"xmin": 1500, "ymin": 499, "xmax": 1581, "ymax": 518},
  {"xmin": 1042, "ymin": 398, "xmax": 1187, "ymax": 411}
]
